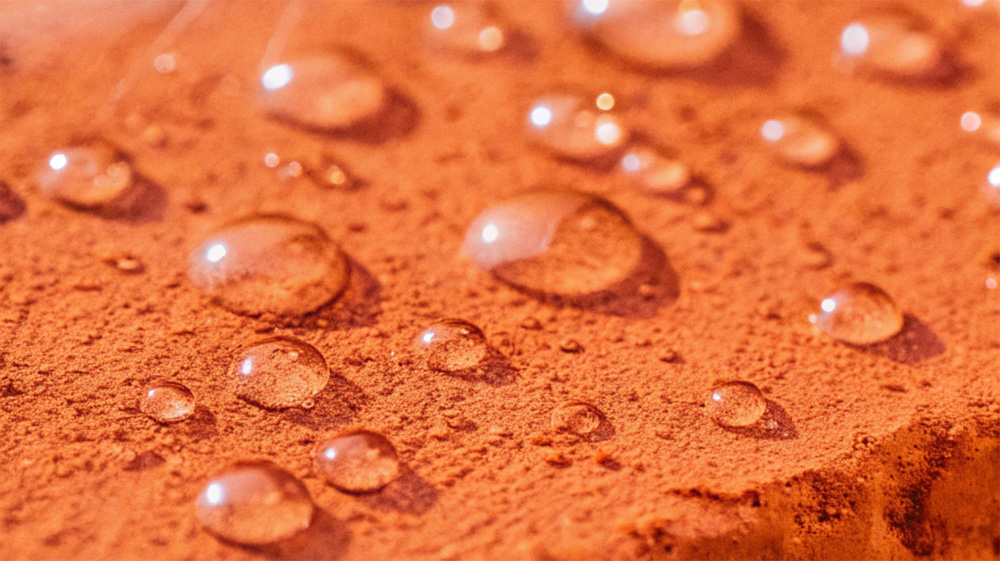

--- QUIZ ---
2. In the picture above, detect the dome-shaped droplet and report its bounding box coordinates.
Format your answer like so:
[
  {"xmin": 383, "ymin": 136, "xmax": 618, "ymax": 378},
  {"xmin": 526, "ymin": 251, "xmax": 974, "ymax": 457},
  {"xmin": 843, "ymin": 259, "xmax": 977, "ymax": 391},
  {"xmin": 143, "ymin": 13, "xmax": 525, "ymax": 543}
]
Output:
[
  {"xmin": 620, "ymin": 145, "xmax": 692, "ymax": 195},
  {"xmin": 526, "ymin": 93, "xmax": 626, "ymax": 161},
  {"xmin": 760, "ymin": 115, "xmax": 841, "ymax": 168},
  {"xmin": 140, "ymin": 380, "xmax": 195, "ymax": 423},
  {"xmin": 810, "ymin": 282, "xmax": 904, "ymax": 345},
  {"xmin": 427, "ymin": 3, "xmax": 506, "ymax": 55},
  {"xmin": 571, "ymin": 0, "xmax": 741, "ymax": 69},
  {"xmin": 36, "ymin": 145, "xmax": 134, "ymax": 209},
  {"xmin": 838, "ymin": 15, "xmax": 946, "ymax": 80},
  {"xmin": 315, "ymin": 430, "xmax": 401, "ymax": 493},
  {"xmin": 465, "ymin": 190, "xmax": 645, "ymax": 295},
  {"xmin": 187, "ymin": 215, "xmax": 349, "ymax": 316},
  {"xmin": 230, "ymin": 337, "xmax": 330, "ymax": 409},
  {"xmin": 196, "ymin": 461, "xmax": 313, "ymax": 546},
  {"xmin": 417, "ymin": 319, "xmax": 489, "ymax": 372},
  {"xmin": 259, "ymin": 55, "xmax": 387, "ymax": 132},
  {"xmin": 705, "ymin": 381, "xmax": 766, "ymax": 427},
  {"xmin": 551, "ymin": 401, "xmax": 612, "ymax": 441}
]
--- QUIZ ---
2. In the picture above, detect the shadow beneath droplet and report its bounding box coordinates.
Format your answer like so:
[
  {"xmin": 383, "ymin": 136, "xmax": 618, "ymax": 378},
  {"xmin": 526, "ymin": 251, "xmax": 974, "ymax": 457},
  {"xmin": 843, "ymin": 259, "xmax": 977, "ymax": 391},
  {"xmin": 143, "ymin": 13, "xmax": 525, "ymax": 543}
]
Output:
[
  {"xmin": 358, "ymin": 468, "xmax": 439, "ymax": 515},
  {"xmin": 0, "ymin": 181, "xmax": 26, "ymax": 223},
  {"xmin": 281, "ymin": 375, "xmax": 367, "ymax": 430},
  {"xmin": 860, "ymin": 315, "xmax": 945, "ymax": 364},
  {"xmin": 500, "ymin": 28, "xmax": 540, "ymax": 63},
  {"xmin": 123, "ymin": 450, "xmax": 166, "ymax": 472},
  {"xmin": 820, "ymin": 146, "xmax": 866, "ymax": 189},
  {"xmin": 298, "ymin": 257, "xmax": 381, "ymax": 330},
  {"xmin": 723, "ymin": 400, "xmax": 797, "ymax": 440},
  {"xmin": 447, "ymin": 348, "xmax": 518, "ymax": 387},
  {"xmin": 182, "ymin": 407, "xmax": 219, "ymax": 439},
  {"xmin": 270, "ymin": 509, "xmax": 352, "ymax": 560}
]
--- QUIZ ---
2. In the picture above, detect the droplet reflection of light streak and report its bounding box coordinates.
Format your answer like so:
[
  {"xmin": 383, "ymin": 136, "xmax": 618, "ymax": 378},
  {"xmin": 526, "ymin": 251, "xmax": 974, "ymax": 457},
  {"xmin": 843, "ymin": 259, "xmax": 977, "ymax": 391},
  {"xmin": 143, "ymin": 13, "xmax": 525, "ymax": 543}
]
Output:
[{"xmin": 261, "ymin": 64, "xmax": 293, "ymax": 90}]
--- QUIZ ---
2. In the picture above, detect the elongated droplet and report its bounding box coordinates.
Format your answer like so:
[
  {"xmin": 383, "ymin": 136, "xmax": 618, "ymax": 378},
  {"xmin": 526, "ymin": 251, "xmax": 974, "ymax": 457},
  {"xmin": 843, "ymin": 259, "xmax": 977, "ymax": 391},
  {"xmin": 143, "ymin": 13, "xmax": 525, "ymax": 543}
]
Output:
[
  {"xmin": 36, "ymin": 144, "xmax": 134, "ymax": 209},
  {"xmin": 705, "ymin": 381, "xmax": 766, "ymax": 427},
  {"xmin": 526, "ymin": 93, "xmax": 626, "ymax": 161},
  {"xmin": 810, "ymin": 282, "xmax": 904, "ymax": 345},
  {"xmin": 417, "ymin": 319, "xmax": 489, "ymax": 372},
  {"xmin": 571, "ymin": 0, "xmax": 741, "ymax": 69},
  {"xmin": 760, "ymin": 115, "xmax": 841, "ymax": 168},
  {"xmin": 315, "ymin": 430, "xmax": 401, "ymax": 493},
  {"xmin": 620, "ymin": 145, "xmax": 692, "ymax": 194},
  {"xmin": 230, "ymin": 337, "xmax": 330, "ymax": 409},
  {"xmin": 196, "ymin": 461, "xmax": 313, "ymax": 546},
  {"xmin": 259, "ymin": 55, "xmax": 387, "ymax": 132},
  {"xmin": 188, "ymin": 215, "xmax": 349, "ymax": 316},
  {"xmin": 140, "ymin": 381, "xmax": 195, "ymax": 423},
  {"xmin": 427, "ymin": 3, "xmax": 506, "ymax": 55},
  {"xmin": 839, "ymin": 15, "xmax": 947, "ymax": 80},
  {"xmin": 551, "ymin": 401, "xmax": 613, "ymax": 441},
  {"xmin": 465, "ymin": 190, "xmax": 644, "ymax": 295}
]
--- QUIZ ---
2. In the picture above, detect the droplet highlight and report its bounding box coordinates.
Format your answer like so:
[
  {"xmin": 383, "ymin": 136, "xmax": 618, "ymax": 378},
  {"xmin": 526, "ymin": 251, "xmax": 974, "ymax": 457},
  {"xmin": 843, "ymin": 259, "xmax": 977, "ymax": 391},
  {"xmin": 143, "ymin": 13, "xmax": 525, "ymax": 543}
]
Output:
[
  {"xmin": 526, "ymin": 93, "xmax": 626, "ymax": 161},
  {"xmin": 426, "ymin": 3, "xmax": 506, "ymax": 55},
  {"xmin": 315, "ymin": 430, "xmax": 401, "ymax": 493},
  {"xmin": 465, "ymin": 190, "xmax": 645, "ymax": 295},
  {"xmin": 230, "ymin": 337, "xmax": 330, "ymax": 409},
  {"xmin": 810, "ymin": 282, "xmax": 904, "ymax": 345},
  {"xmin": 259, "ymin": 55, "xmax": 387, "ymax": 132},
  {"xmin": 417, "ymin": 319, "xmax": 489, "ymax": 372},
  {"xmin": 983, "ymin": 160, "xmax": 1000, "ymax": 208},
  {"xmin": 140, "ymin": 381, "xmax": 195, "ymax": 423},
  {"xmin": 188, "ymin": 215, "xmax": 349, "ymax": 316},
  {"xmin": 760, "ymin": 114, "xmax": 841, "ymax": 168},
  {"xmin": 196, "ymin": 461, "xmax": 313, "ymax": 546},
  {"xmin": 36, "ymin": 144, "xmax": 134, "ymax": 210},
  {"xmin": 705, "ymin": 381, "xmax": 766, "ymax": 427}
]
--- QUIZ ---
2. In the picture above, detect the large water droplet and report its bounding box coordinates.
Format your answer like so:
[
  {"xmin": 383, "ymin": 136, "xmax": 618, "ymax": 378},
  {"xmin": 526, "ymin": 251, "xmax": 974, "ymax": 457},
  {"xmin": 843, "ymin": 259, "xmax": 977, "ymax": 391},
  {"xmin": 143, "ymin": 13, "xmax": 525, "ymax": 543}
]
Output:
[
  {"xmin": 188, "ymin": 215, "xmax": 349, "ymax": 316},
  {"xmin": 464, "ymin": 190, "xmax": 644, "ymax": 295},
  {"xmin": 810, "ymin": 282, "xmax": 904, "ymax": 345},
  {"xmin": 314, "ymin": 430, "xmax": 401, "ymax": 493},
  {"xmin": 551, "ymin": 401, "xmax": 613, "ymax": 441},
  {"xmin": 196, "ymin": 461, "xmax": 313, "ymax": 546},
  {"xmin": 620, "ymin": 145, "xmax": 692, "ymax": 195},
  {"xmin": 571, "ymin": 0, "xmax": 741, "ymax": 69},
  {"xmin": 36, "ymin": 144, "xmax": 134, "ymax": 209},
  {"xmin": 259, "ymin": 55, "xmax": 387, "ymax": 132},
  {"xmin": 140, "ymin": 381, "xmax": 195, "ymax": 423},
  {"xmin": 760, "ymin": 114, "xmax": 841, "ymax": 168},
  {"xmin": 230, "ymin": 337, "xmax": 330, "ymax": 409},
  {"xmin": 705, "ymin": 381, "xmax": 766, "ymax": 427},
  {"xmin": 526, "ymin": 93, "xmax": 626, "ymax": 161},
  {"xmin": 417, "ymin": 318, "xmax": 489, "ymax": 372},
  {"xmin": 838, "ymin": 15, "xmax": 947, "ymax": 80},
  {"xmin": 427, "ymin": 3, "xmax": 506, "ymax": 55}
]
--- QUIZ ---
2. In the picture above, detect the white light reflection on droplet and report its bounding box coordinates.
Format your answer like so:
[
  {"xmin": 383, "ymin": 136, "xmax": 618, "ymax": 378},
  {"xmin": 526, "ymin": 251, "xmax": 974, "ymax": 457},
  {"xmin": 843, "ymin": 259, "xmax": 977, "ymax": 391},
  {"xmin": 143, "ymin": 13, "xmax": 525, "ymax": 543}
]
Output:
[
  {"xmin": 431, "ymin": 5, "xmax": 455, "ymax": 29},
  {"xmin": 821, "ymin": 298, "xmax": 837, "ymax": 313},
  {"xmin": 582, "ymin": 0, "xmax": 609, "ymax": 15},
  {"xmin": 261, "ymin": 64, "xmax": 293, "ymax": 91},
  {"xmin": 961, "ymin": 111, "xmax": 983, "ymax": 132},
  {"xmin": 986, "ymin": 277, "xmax": 998, "ymax": 290},
  {"xmin": 240, "ymin": 357, "xmax": 253, "ymax": 375},
  {"xmin": 841, "ymin": 23, "xmax": 870, "ymax": 56},
  {"xmin": 482, "ymin": 223, "xmax": 499, "ymax": 243},
  {"xmin": 324, "ymin": 447, "xmax": 337, "ymax": 460},
  {"xmin": 596, "ymin": 93, "xmax": 615, "ymax": 111},
  {"xmin": 676, "ymin": 9, "xmax": 710, "ymax": 36},
  {"xmin": 761, "ymin": 120, "xmax": 785, "ymax": 142},
  {"xmin": 422, "ymin": 331, "xmax": 435, "ymax": 344},
  {"xmin": 988, "ymin": 164, "xmax": 1000, "ymax": 187},
  {"xmin": 206, "ymin": 243, "xmax": 227, "ymax": 263},
  {"xmin": 621, "ymin": 153, "xmax": 641, "ymax": 172},
  {"xmin": 153, "ymin": 53, "xmax": 176, "ymax": 74},
  {"xmin": 478, "ymin": 26, "xmax": 504, "ymax": 51},
  {"xmin": 712, "ymin": 392, "xmax": 722, "ymax": 402},
  {"xmin": 205, "ymin": 483, "xmax": 224, "ymax": 505},
  {"xmin": 530, "ymin": 106, "xmax": 553, "ymax": 127},
  {"xmin": 594, "ymin": 121, "xmax": 622, "ymax": 145},
  {"xmin": 49, "ymin": 153, "xmax": 68, "ymax": 171}
]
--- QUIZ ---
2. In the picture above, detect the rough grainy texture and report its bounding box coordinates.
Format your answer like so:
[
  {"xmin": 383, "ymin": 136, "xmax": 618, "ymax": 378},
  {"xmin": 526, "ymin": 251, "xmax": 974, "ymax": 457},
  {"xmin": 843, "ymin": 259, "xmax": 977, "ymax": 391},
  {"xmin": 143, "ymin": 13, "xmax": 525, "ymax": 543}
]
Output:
[{"xmin": 1, "ymin": 1, "xmax": 999, "ymax": 560}]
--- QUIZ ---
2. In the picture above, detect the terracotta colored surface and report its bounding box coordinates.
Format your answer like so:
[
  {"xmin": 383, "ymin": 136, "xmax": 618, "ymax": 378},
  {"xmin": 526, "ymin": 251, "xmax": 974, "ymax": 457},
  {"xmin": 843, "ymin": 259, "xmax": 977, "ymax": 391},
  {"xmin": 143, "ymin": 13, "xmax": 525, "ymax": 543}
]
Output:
[{"xmin": 1, "ymin": 1, "xmax": 998, "ymax": 559}]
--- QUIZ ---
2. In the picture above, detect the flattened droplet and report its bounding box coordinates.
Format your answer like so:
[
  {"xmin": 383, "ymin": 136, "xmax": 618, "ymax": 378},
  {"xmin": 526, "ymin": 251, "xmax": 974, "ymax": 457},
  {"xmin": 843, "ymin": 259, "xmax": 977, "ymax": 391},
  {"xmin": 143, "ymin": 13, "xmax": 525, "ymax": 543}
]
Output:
[
  {"xmin": 526, "ymin": 93, "xmax": 626, "ymax": 161},
  {"xmin": 315, "ymin": 430, "xmax": 401, "ymax": 493},
  {"xmin": 810, "ymin": 282, "xmax": 904, "ymax": 345},
  {"xmin": 760, "ymin": 114, "xmax": 842, "ymax": 168},
  {"xmin": 426, "ymin": 3, "xmax": 507, "ymax": 55},
  {"xmin": 36, "ymin": 144, "xmax": 134, "ymax": 210},
  {"xmin": 838, "ymin": 14, "xmax": 949, "ymax": 80},
  {"xmin": 620, "ymin": 145, "xmax": 692, "ymax": 195}
]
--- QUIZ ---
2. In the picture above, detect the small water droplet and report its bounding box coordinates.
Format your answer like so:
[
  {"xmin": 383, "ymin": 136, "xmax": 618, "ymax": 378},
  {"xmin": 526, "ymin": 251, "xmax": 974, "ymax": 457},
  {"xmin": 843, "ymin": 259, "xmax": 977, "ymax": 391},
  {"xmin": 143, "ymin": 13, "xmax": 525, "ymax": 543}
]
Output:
[
  {"xmin": 229, "ymin": 337, "xmax": 330, "ymax": 409},
  {"xmin": 572, "ymin": 0, "xmax": 741, "ymax": 69},
  {"xmin": 417, "ymin": 319, "xmax": 489, "ymax": 372},
  {"xmin": 838, "ymin": 15, "xmax": 947, "ymax": 80},
  {"xmin": 314, "ymin": 430, "xmax": 401, "ymax": 493},
  {"xmin": 464, "ymin": 190, "xmax": 644, "ymax": 295},
  {"xmin": 620, "ymin": 145, "xmax": 692, "ymax": 195},
  {"xmin": 760, "ymin": 115, "xmax": 841, "ymax": 168},
  {"xmin": 526, "ymin": 93, "xmax": 626, "ymax": 161},
  {"xmin": 140, "ymin": 381, "xmax": 195, "ymax": 423},
  {"xmin": 551, "ymin": 401, "xmax": 611, "ymax": 441},
  {"xmin": 810, "ymin": 282, "xmax": 904, "ymax": 345},
  {"xmin": 188, "ymin": 215, "xmax": 349, "ymax": 316},
  {"xmin": 196, "ymin": 461, "xmax": 313, "ymax": 545},
  {"xmin": 259, "ymin": 55, "xmax": 387, "ymax": 132},
  {"xmin": 983, "ymin": 160, "xmax": 1000, "ymax": 207},
  {"xmin": 705, "ymin": 381, "xmax": 766, "ymax": 427},
  {"xmin": 427, "ymin": 3, "xmax": 506, "ymax": 55},
  {"xmin": 36, "ymin": 144, "xmax": 134, "ymax": 210},
  {"xmin": 153, "ymin": 52, "xmax": 176, "ymax": 74}
]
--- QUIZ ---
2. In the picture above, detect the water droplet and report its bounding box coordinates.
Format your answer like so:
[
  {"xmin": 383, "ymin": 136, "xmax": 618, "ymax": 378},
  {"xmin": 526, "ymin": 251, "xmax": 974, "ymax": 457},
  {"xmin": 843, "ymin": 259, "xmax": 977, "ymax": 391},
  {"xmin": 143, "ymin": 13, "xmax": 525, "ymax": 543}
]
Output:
[
  {"xmin": 229, "ymin": 337, "xmax": 330, "ymax": 409},
  {"xmin": 983, "ymin": 160, "xmax": 1000, "ymax": 207},
  {"xmin": 140, "ymin": 381, "xmax": 195, "ymax": 423},
  {"xmin": 196, "ymin": 461, "xmax": 313, "ymax": 546},
  {"xmin": 810, "ymin": 282, "xmax": 904, "ymax": 345},
  {"xmin": 526, "ymin": 93, "xmax": 626, "ymax": 161},
  {"xmin": 464, "ymin": 190, "xmax": 644, "ymax": 295},
  {"xmin": 188, "ymin": 215, "xmax": 349, "ymax": 316},
  {"xmin": 620, "ymin": 145, "xmax": 692, "ymax": 195},
  {"xmin": 760, "ymin": 115, "xmax": 841, "ymax": 168},
  {"xmin": 838, "ymin": 15, "xmax": 947, "ymax": 80},
  {"xmin": 705, "ymin": 381, "xmax": 766, "ymax": 427},
  {"xmin": 427, "ymin": 3, "xmax": 506, "ymax": 55},
  {"xmin": 551, "ymin": 401, "xmax": 612, "ymax": 441},
  {"xmin": 259, "ymin": 55, "xmax": 387, "ymax": 132},
  {"xmin": 36, "ymin": 144, "xmax": 134, "ymax": 210},
  {"xmin": 417, "ymin": 319, "xmax": 489, "ymax": 372},
  {"xmin": 314, "ymin": 430, "xmax": 401, "ymax": 493},
  {"xmin": 572, "ymin": 0, "xmax": 741, "ymax": 69}
]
